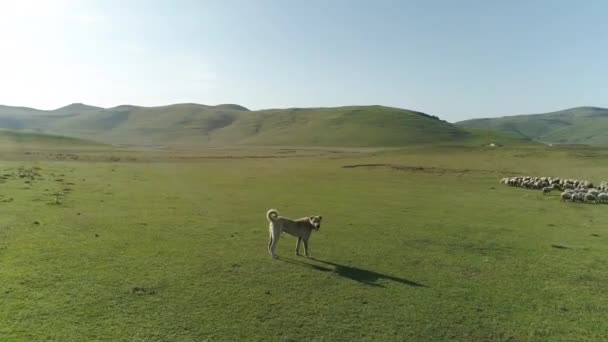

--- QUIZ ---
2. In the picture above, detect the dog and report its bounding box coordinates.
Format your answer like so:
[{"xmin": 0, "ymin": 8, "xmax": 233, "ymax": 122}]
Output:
[{"xmin": 266, "ymin": 209, "xmax": 322, "ymax": 258}]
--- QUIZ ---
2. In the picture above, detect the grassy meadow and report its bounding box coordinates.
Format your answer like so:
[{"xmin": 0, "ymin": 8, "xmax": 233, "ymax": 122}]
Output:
[{"xmin": 0, "ymin": 143, "xmax": 608, "ymax": 341}]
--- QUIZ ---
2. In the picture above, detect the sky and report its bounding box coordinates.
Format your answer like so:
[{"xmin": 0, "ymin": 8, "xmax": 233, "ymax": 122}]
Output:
[{"xmin": 0, "ymin": 0, "xmax": 606, "ymax": 122}]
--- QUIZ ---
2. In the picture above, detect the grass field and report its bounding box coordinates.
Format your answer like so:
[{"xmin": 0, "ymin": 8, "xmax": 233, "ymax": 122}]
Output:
[{"xmin": 1, "ymin": 143, "xmax": 608, "ymax": 341}]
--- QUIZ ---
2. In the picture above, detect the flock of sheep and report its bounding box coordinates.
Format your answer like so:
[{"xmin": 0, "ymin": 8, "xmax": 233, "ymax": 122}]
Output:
[{"xmin": 500, "ymin": 176, "xmax": 608, "ymax": 204}]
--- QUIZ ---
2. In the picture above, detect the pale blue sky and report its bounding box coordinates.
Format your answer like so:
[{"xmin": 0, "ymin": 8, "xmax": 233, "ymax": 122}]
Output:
[{"xmin": 0, "ymin": 0, "xmax": 606, "ymax": 121}]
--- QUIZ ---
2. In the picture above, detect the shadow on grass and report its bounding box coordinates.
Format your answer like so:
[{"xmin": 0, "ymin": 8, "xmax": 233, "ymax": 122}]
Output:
[{"xmin": 278, "ymin": 257, "xmax": 427, "ymax": 288}]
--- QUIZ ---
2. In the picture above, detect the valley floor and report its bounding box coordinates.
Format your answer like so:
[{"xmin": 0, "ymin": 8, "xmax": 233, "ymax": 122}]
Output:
[{"xmin": 0, "ymin": 144, "xmax": 607, "ymax": 341}]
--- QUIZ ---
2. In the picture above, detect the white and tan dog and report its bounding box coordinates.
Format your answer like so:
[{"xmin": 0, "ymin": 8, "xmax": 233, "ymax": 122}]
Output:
[{"xmin": 266, "ymin": 209, "xmax": 322, "ymax": 258}]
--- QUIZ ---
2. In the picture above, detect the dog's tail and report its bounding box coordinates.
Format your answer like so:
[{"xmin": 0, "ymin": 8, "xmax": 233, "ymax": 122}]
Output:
[{"xmin": 266, "ymin": 209, "xmax": 279, "ymax": 222}]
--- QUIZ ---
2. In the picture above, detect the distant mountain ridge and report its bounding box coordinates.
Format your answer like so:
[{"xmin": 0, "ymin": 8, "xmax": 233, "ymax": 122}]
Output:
[
  {"xmin": 457, "ymin": 106, "xmax": 608, "ymax": 145},
  {"xmin": 0, "ymin": 102, "xmax": 529, "ymax": 147}
]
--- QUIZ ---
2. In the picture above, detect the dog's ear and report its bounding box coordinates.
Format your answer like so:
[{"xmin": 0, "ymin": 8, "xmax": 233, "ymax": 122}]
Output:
[{"xmin": 318, "ymin": 216, "xmax": 322, "ymax": 221}]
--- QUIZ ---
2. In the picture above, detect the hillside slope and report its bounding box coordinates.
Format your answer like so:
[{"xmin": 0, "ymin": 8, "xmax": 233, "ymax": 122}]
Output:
[
  {"xmin": 0, "ymin": 103, "xmax": 529, "ymax": 147},
  {"xmin": 457, "ymin": 107, "xmax": 608, "ymax": 145},
  {"xmin": 0, "ymin": 130, "xmax": 104, "ymax": 149}
]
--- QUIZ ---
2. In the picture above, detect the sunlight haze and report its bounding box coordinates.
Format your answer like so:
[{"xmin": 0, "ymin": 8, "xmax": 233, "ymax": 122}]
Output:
[{"xmin": 1, "ymin": 0, "xmax": 606, "ymax": 121}]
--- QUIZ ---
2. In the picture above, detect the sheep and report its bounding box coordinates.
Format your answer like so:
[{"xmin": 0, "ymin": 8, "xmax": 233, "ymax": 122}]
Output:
[
  {"xmin": 572, "ymin": 192, "xmax": 585, "ymax": 203},
  {"xmin": 584, "ymin": 193, "xmax": 597, "ymax": 204},
  {"xmin": 500, "ymin": 176, "xmax": 608, "ymax": 205}
]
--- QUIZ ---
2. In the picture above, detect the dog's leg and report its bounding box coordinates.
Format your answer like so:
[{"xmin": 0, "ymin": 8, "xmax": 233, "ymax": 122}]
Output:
[
  {"xmin": 295, "ymin": 237, "xmax": 302, "ymax": 256},
  {"xmin": 269, "ymin": 225, "xmax": 281, "ymax": 258},
  {"xmin": 303, "ymin": 237, "xmax": 311, "ymax": 258},
  {"xmin": 268, "ymin": 233, "xmax": 273, "ymax": 256}
]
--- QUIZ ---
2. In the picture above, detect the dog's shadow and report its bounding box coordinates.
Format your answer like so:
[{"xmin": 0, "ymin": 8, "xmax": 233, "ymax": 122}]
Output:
[{"xmin": 278, "ymin": 257, "xmax": 427, "ymax": 288}]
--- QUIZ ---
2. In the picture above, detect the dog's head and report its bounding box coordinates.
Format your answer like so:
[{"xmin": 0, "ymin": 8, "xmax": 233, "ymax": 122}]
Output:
[{"xmin": 309, "ymin": 216, "xmax": 322, "ymax": 230}]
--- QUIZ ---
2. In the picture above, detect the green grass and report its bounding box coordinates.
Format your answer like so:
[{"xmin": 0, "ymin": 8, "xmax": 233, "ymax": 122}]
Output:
[
  {"xmin": 0, "ymin": 103, "xmax": 530, "ymax": 147},
  {"xmin": 457, "ymin": 106, "xmax": 608, "ymax": 145},
  {"xmin": 0, "ymin": 144, "xmax": 607, "ymax": 340}
]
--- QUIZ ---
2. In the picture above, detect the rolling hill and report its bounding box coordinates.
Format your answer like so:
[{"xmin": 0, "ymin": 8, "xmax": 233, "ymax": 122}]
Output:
[
  {"xmin": 0, "ymin": 130, "xmax": 104, "ymax": 149},
  {"xmin": 0, "ymin": 103, "xmax": 529, "ymax": 147},
  {"xmin": 457, "ymin": 107, "xmax": 608, "ymax": 145}
]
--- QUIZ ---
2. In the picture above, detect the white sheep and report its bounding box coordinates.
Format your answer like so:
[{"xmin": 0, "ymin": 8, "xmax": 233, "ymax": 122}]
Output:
[
  {"xmin": 572, "ymin": 192, "xmax": 585, "ymax": 203},
  {"xmin": 584, "ymin": 193, "xmax": 597, "ymax": 204}
]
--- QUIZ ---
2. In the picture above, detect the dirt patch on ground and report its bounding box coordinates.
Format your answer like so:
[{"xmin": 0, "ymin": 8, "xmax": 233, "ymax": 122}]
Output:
[
  {"xmin": 131, "ymin": 287, "xmax": 156, "ymax": 295},
  {"xmin": 341, "ymin": 163, "xmax": 489, "ymax": 174}
]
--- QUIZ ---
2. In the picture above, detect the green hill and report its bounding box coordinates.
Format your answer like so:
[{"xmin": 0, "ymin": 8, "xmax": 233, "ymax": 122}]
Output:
[
  {"xmin": 0, "ymin": 103, "xmax": 530, "ymax": 147},
  {"xmin": 457, "ymin": 106, "xmax": 608, "ymax": 145},
  {"xmin": 0, "ymin": 130, "xmax": 104, "ymax": 149}
]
